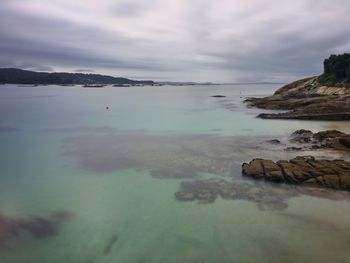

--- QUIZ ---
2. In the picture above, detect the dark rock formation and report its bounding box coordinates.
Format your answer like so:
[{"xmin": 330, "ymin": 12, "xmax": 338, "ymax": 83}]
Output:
[
  {"xmin": 242, "ymin": 156, "xmax": 350, "ymax": 191},
  {"xmin": 211, "ymin": 95, "xmax": 226, "ymax": 98},
  {"xmin": 288, "ymin": 129, "xmax": 350, "ymax": 152}
]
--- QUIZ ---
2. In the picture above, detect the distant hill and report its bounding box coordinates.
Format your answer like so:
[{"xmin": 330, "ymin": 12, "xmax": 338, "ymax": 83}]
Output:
[{"xmin": 0, "ymin": 68, "xmax": 155, "ymax": 85}]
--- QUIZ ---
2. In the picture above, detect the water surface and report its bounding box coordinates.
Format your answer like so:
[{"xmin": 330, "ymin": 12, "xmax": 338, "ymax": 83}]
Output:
[{"xmin": 0, "ymin": 84, "xmax": 350, "ymax": 263}]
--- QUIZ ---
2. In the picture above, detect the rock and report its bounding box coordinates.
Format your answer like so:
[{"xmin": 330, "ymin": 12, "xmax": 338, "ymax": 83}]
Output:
[
  {"xmin": 242, "ymin": 159, "xmax": 265, "ymax": 179},
  {"xmin": 260, "ymin": 160, "xmax": 285, "ymax": 182},
  {"xmin": 313, "ymin": 130, "xmax": 346, "ymax": 141},
  {"xmin": 266, "ymin": 139, "xmax": 281, "ymax": 144},
  {"xmin": 287, "ymin": 129, "xmax": 350, "ymax": 152},
  {"xmin": 339, "ymin": 135, "xmax": 350, "ymax": 148},
  {"xmin": 211, "ymin": 95, "xmax": 226, "ymax": 98},
  {"xmin": 242, "ymin": 156, "xmax": 350, "ymax": 191},
  {"xmin": 290, "ymin": 129, "xmax": 313, "ymax": 143},
  {"xmin": 284, "ymin": 147, "xmax": 303, "ymax": 151},
  {"xmin": 291, "ymin": 129, "xmax": 313, "ymax": 135}
]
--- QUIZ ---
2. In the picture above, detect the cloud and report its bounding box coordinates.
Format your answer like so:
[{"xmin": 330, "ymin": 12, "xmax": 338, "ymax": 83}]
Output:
[{"xmin": 0, "ymin": 0, "xmax": 349, "ymax": 82}]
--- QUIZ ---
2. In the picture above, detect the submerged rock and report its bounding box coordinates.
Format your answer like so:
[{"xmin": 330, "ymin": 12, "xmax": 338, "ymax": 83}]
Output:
[
  {"xmin": 242, "ymin": 156, "xmax": 350, "ymax": 191},
  {"xmin": 103, "ymin": 234, "xmax": 119, "ymax": 255},
  {"xmin": 62, "ymin": 132, "xmax": 246, "ymax": 177},
  {"xmin": 175, "ymin": 191, "xmax": 196, "ymax": 201},
  {"xmin": 0, "ymin": 211, "xmax": 70, "ymax": 249},
  {"xmin": 175, "ymin": 178, "xmax": 295, "ymax": 210},
  {"xmin": 150, "ymin": 168, "xmax": 198, "ymax": 179},
  {"xmin": 175, "ymin": 175, "xmax": 349, "ymax": 209}
]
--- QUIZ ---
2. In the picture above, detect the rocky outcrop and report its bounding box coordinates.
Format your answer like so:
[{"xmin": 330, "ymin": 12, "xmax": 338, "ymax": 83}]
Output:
[
  {"xmin": 288, "ymin": 129, "xmax": 350, "ymax": 152},
  {"xmin": 242, "ymin": 156, "xmax": 350, "ymax": 191},
  {"xmin": 245, "ymin": 77, "xmax": 350, "ymax": 120}
]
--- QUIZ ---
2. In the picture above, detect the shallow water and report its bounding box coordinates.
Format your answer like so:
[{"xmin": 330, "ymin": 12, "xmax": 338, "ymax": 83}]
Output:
[{"xmin": 0, "ymin": 84, "xmax": 350, "ymax": 263}]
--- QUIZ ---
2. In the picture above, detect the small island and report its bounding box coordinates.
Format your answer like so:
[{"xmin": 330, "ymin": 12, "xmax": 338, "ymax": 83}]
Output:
[{"xmin": 245, "ymin": 53, "xmax": 350, "ymax": 120}]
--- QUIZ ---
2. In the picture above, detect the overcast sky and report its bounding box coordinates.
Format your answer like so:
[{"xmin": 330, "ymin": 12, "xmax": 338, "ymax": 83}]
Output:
[{"xmin": 1, "ymin": 0, "xmax": 350, "ymax": 82}]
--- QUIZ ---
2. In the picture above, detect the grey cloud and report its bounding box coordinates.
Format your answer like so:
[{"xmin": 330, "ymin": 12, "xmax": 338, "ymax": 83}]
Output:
[
  {"xmin": 0, "ymin": 0, "xmax": 349, "ymax": 82},
  {"xmin": 0, "ymin": 31, "xmax": 174, "ymax": 72},
  {"xmin": 0, "ymin": 6, "xmax": 180, "ymax": 72},
  {"xmin": 113, "ymin": 1, "xmax": 150, "ymax": 17}
]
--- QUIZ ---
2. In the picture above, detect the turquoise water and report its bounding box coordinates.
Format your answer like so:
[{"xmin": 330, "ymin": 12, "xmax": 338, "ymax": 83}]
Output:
[{"xmin": 0, "ymin": 84, "xmax": 350, "ymax": 263}]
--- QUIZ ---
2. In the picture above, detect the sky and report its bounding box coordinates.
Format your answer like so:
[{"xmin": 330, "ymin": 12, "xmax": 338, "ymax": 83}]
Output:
[{"xmin": 1, "ymin": 0, "xmax": 350, "ymax": 83}]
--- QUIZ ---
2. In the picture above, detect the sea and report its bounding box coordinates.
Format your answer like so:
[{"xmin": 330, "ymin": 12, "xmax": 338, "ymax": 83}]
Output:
[{"xmin": 0, "ymin": 84, "xmax": 349, "ymax": 263}]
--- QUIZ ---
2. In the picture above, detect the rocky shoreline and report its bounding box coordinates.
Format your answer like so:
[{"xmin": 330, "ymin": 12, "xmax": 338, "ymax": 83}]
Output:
[
  {"xmin": 174, "ymin": 129, "xmax": 350, "ymax": 207},
  {"xmin": 273, "ymin": 129, "xmax": 350, "ymax": 152},
  {"xmin": 245, "ymin": 77, "xmax": 350, "ymax": 120},
  {"xmin": 175, "ymin": 54, "xmax": 350, "ymax": 205},
  {"xmin": 240, "ymin": 129, "xmax": 350, "ymax": 192},
  {"xmin": 239, "ymin": 55, "xmax": 350, "ymax": 191},
  {"xmin": 242, "ymin": 156, "xmax": 350, "ymax": 191}
]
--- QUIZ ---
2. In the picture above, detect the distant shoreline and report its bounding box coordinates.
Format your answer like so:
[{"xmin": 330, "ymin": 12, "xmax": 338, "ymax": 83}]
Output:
[{"xmin": 0, "ymin": 68, "xmax": 154, "ymax": 86}]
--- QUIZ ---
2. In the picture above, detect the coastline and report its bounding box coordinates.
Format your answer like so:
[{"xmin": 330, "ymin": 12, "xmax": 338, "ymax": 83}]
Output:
[
  {"xmin": 240, "ymin": 68, "xmax": 350, "ymax": 192},
  {"xmin": 244, "ymin": 76, "xmax": 350, "ymax": 120}
]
